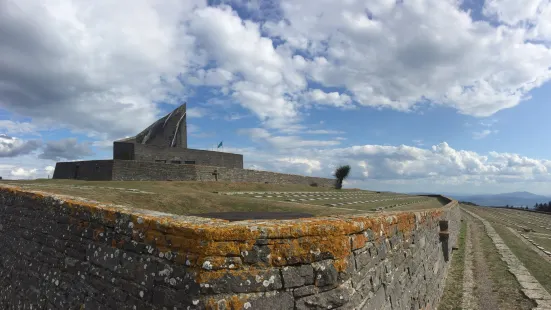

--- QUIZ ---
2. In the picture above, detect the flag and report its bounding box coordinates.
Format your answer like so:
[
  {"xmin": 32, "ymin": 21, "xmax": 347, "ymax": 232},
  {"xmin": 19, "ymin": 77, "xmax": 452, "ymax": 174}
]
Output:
[{"xmin": 217, "ymin": 141, "xmax": 223, "ymax": 148}]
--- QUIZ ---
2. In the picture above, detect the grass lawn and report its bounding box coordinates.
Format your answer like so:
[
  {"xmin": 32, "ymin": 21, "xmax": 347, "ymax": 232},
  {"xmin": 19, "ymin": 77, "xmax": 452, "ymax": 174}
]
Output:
[
  {"xmin": 492, "ymin": 224, "xmax": 551, "ymax": 293},
  {"xmin": 0, "ymin": 179, "xmax": 447, "ymax": 216},
  {"xmin": 476, "ymin": 218, "xmax": 535, "ymax": 310},
  {"xmin": 529, "ymin": 235, "xmax": 551, "ymax": 252},
  {"xmin": 466, "ymin": 206, "xmax": 551, "ymax": 294}
]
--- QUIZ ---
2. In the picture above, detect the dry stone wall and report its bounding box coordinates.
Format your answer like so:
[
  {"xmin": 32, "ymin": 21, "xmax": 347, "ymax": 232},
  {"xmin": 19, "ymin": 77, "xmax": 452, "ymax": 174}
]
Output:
[
  {"xmin": 53, "ymin": 160, "xmax": 114, "ymax": 181},
  {"xmin": 0, "ymin": 185, "xmax": 460, "ymax": 309},
  {"xmin": 130, "ymin": 143, "xmax": 244, "ymax": 169},
  {"xmin": 112, "ymin": 160, "xmax": 335, "ymax": 187}
]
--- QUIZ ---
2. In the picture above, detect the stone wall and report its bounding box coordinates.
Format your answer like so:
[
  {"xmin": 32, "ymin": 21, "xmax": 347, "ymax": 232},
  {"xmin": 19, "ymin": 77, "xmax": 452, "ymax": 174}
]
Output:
[
  {"xmin": 193, "ymin": 165, "xmax": 335, "ymax": 187},
  {"xmin": 52, "ymin": 160, "xmax": 114, "ymax": 181},
  {"xmin": 111, "ymin": 160, "xmax": 335, "ymax": 187},
  {"xmin": 115, "ymin": 142, "xmax": 244, "ymax": 169},
  {"xmin": 0, "ymin": 185, "xmax": 460, "ymax": 309},
  {"xmin": 112, "ymin": 160, "xmax": 197, "ymax": 181}
]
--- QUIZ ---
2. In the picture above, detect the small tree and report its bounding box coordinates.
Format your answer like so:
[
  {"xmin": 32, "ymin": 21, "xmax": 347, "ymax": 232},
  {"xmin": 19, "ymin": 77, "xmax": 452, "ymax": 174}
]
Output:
[{"xmin": 334, "ymin": 165, "xmax": 351, "ymax": 190}]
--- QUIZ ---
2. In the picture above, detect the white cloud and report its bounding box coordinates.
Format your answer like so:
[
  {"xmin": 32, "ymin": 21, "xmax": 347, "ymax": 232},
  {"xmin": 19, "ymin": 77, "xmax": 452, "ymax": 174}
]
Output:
[
  {"xmin": 0, "ymin": 0, "xmax": 204, "ymax": 139},
  {"xmin": 238, "ymin": 128, "xmax": 341, "ymax": 149},
  {"xmin": 483, "ymin": 0, "xmax": 543, "ymax": 25},
  {"xmin": 263, "ymin": 0, "xmax": 551, "ymax": 117},
  {"xmin": 6, "ymin": 164, "xmax": 54, "ymax": 179},
  {"xmin": 91, "ymin": 140, "xmax": 113, "ymax": 149},
  {"xmin": 304, "ymin": 89, "xmax": 353, "ymax": 108},
  {"xmin": 45, "ymin": 165, "xmax": 55, "ymax": 175},
  {"xmin": 0, "ymin": 120, "xmax": 37, "ymax": 135},
  {"xmin": 472, "ymin": 129, "xmax": 499, "ymax": 139},
  {"xmin": 187, "ymin": 107, "xmax": 210, "ymax": 118},
  {"xmin": 224, "ymin": 141, "xmax": 551, "ymax": 189},
  {"xmin": 0, "ymin": 135, "xmax": 40, "ymax": 157},
  {"xmin": 39, "ymin": 138, "xmax": 94, "ymax": 161},
  {"xmin": 188, "ymin": 5, "xmax": 303, "ymax": 129},
  {"xmin": 10, "ymin": 167, "xmax": 37, "ymax": 178},
  {"xmin": 3, "ymin": 0, "xmax": 551, "ymax": 138},
  {"xmin": 0, "ymin": 152, "xmax": 59, "ymax": 179},
  {"xmin": 277, "ymin": 157, "xmax": 322, "ymax": 174},
  {"xmin": 304, "ymin": 129, "xmax": 345, "ymax": 135}
]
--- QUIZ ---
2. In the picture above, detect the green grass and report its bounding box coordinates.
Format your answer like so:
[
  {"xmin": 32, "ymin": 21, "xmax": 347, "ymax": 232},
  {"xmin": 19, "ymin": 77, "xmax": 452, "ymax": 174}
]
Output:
[
  {"xmin": 438, "ymin": 221, "xmax": 467, "ymax": 310},
  {"xmin": 477, "ymin": 220, "xmax": 534, "ymax": 310},
  {"xmin": 492, "ymin": 224, "xmax": 551, "ymax": 293},
  {"xmin": 465, "ymin": 206, "xmax": 551, "ymax": 295},
  {"xmin": 0, "ymin": 179, "xmax": 447, "ymax": 216},
  {"xmin": 530, "ymin": 236, "xmax": 551, "ymax": 251}
]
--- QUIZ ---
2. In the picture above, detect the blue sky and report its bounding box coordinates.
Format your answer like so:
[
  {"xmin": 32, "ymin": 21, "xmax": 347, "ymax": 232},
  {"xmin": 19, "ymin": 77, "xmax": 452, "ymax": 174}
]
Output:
[{"xmin": 2, "ymin": 0, "xmax": 551, "ymax": 195}]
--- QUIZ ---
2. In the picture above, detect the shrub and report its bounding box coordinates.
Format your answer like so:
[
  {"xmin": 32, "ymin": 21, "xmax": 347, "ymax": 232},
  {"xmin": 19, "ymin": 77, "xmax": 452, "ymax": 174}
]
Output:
[{"xmin": 334, "ymin": 165, "xmax": 351, "ymax": 190}]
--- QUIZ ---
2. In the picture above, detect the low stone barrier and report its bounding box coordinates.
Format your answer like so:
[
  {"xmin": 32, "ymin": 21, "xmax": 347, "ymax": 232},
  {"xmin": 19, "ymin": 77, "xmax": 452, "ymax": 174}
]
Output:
[{"xmin": 0, "ymin": 186, "xmax": 460, "ymax": 309}]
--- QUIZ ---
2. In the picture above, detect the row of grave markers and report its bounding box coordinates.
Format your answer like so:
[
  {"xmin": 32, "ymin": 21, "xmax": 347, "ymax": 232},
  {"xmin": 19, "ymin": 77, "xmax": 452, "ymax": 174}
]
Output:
[
  {"xmin": 519, "ymin": 233, "xmax": 551, "ymax": 256},
  {"xmin": 324, "ymin": 198, "xmax": 427, "ymax": 207},
  {"xmin": 4, "ymin": 182, "xmax": 155, "ymax": 194},
  {"xmin": 504, "ymin": 211, "xmax": 551, "ymax": 231},
  {"xmin": 220, "ymin": 191, "xmax": 399, "ymax": 196},
  {"xmin": 491, "ymin": 209, "xmax": 551, "ymax": 232}
]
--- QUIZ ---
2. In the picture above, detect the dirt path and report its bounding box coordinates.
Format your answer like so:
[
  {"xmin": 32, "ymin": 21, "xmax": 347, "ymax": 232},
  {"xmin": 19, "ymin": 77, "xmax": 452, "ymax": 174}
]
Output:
[
  {"xmin": 462, "ymin": 221, "xmax": 476, "ymax": 310},
  {"xmin": 469, "ymin": 215, "xmax": 501, "ymax": 310}
]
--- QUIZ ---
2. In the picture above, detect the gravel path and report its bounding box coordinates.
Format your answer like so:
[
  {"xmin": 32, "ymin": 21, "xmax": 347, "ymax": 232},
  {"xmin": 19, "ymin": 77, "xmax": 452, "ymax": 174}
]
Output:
[
  {"xmin": 469, "ymin": 213, "xmax": 501, "ymax": 310},
  {"xmin": 462, "ymin": 221, "xmax": 476, "ymax": 310}
]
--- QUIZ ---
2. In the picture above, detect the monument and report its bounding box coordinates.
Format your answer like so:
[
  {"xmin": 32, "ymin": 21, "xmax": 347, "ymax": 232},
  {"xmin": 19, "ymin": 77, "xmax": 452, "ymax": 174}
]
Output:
[{"xmin": 52, "ymin": 103, "xmax": 334, "ymax": 186}]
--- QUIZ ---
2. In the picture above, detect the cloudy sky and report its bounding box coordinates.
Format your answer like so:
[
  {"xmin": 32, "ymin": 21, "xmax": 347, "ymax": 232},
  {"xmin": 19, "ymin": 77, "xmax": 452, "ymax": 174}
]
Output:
[{"xmin": 2, "ymin": 0, "xmax": 551, "ymax": 195}]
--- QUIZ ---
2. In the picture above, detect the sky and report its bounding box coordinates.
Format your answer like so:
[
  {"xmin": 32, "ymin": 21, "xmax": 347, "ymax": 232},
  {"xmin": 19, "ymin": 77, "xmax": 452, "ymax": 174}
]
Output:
[{"xmin": 2, "ymin": 0, "xmax": 551, "ymax": 195}]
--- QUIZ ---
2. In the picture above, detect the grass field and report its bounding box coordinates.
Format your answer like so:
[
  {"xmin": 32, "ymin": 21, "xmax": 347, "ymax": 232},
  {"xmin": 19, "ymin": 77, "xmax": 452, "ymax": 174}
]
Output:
[
  {"xmin": 438, "ymin": 207, "xmax": 541, "ymax": 309},
  {"xmin": 0, "ymin": 179, "xmax": 448, "ymax": 217},
  {"xmin": 462, "ymin": 206, "xmax": 551, "ymax": 294}
]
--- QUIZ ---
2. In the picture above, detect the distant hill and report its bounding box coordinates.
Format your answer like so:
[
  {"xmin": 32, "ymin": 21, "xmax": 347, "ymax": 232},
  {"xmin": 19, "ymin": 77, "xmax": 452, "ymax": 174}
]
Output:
[{"xmin": 409, "ymin": 191, "xmax": 551, "ymax": 207}]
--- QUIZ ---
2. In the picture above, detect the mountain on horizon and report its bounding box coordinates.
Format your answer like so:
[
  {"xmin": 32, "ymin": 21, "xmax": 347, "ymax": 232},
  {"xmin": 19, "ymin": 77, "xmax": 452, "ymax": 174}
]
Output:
[{"xmin": 409, "ymin": 191, "xmax": 551, "ymax": 207}]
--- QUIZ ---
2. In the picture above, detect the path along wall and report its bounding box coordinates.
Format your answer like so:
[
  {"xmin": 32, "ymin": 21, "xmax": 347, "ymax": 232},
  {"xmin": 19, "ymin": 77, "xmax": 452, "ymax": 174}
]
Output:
[{"xmin": 0, "ymin": 186, "xmax": 460, "ymax": 309}]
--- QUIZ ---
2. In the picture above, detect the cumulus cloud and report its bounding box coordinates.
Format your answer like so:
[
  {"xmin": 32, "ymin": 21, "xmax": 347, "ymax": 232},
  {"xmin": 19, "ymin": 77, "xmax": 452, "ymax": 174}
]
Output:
[
  {"xmin": 10, "ymin": 167, "xmax": 37, "ymax": 178},
  {"xmin": 304, "ymin": 89, "xmax": 353, "ymax": 108},
  {"xmin": 263, "ymin": 0, "xmax": 551, "ymax": 117},
  {"xmin": 38, "ymin": 138, "xmax": 94, "ymax": 161},
  {"xmin": 2, "ymin": 0, "xmax": 551, "ymax": 137},
  {"xmin": 188, "ymin": 5, "xmax": 304, "ymax": 129},
  {"xmin": 277, "ymin": 157, "xmax": 322, "ymax": 174},
  {"xmin": 0, "ymin": 134, "xmax": 40, "ymax": 157},
  {"xmin": 0, "ymin": 0, "xmax": 204, "ymax": 139},
  {"xmin": 238, "ymin": 128, "xmax": 341, "ymax": 149},
  {"xmin": 225, "ymin": 141, "xmax": 551, "ymax": 187}
]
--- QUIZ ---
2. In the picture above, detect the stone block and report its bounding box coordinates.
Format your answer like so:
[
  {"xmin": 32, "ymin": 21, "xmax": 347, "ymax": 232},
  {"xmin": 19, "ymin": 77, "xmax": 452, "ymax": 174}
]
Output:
[
  {"xmin": 312, "ymin": 260, "xmax": 339, "ymax": 287},
  {"xmin": 295, "ymin": 283, "xmax": 353, "ymax": 310},
  {"xmin": 282, "ymin": 265, "xmax": 314, "ymax": 288}
]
